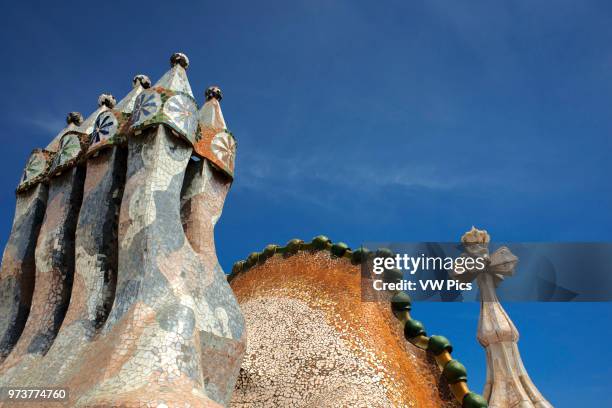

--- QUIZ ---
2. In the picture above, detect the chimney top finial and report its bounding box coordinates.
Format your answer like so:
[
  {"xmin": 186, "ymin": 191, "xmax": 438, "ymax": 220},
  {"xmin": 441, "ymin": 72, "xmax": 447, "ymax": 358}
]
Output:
[
  {"xmin": 97, "ymin": 93, "xmax": 116, "ymax": 109},
  {"xmin": 461, "ymin": 226, "xmax": 490, "ymax": 245},
  {"xmin": 170, "ymin": 52, "xmax": 189, "ymax": 69},
  {"xmin": 132, "ymin": 74, "xmax": 151, "ymax": 89},
  {"xmin": 66, "ymin": 111, "xmax": 83, "ymax": 126},
  {"xmin": 205, "ymin": 85, "xmax": 223, "ymax": 101}
]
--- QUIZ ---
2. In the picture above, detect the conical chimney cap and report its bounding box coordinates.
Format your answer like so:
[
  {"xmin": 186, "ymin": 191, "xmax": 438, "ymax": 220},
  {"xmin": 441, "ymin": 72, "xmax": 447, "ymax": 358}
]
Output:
[
  {"xmin": 153, "ymin": 52, "xmax": 194, "ymax": 96},
  {"xmin": 194, "ymin": 85, "xmax": 236, "ymax": 179}
]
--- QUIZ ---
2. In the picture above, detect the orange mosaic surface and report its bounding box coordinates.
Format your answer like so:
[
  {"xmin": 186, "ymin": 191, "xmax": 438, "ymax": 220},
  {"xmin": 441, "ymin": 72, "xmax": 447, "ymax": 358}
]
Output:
[{"xmin": 230, "ymin": 251, "xmax": 459, "ymax": 408}]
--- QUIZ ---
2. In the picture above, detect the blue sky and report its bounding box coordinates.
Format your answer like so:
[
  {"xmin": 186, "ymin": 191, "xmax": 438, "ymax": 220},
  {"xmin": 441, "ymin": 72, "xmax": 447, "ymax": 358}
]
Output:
[{"xmin": 1, "ymin": 0, "xmax": 611, "ymax": 405}]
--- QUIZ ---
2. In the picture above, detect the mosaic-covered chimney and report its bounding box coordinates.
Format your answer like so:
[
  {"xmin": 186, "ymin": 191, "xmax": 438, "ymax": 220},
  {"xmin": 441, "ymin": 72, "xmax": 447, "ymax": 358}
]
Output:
[
  {"xmin": 0, "ymin": 111, "xmax": 84, "ymax": 364},
  {"xmin": 0, "ymin": 53, "xmax": 245, "ymax": 407},
  {"xmin": 0, "ymin": 78, "xmax": 150, "ymax": 389}
]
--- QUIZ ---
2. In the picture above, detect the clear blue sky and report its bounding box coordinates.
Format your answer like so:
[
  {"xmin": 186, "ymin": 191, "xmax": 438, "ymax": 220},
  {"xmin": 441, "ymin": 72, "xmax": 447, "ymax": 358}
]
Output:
[{"xmin": 1, "ymin": 1, "xmax": 611, "ymax": 405}]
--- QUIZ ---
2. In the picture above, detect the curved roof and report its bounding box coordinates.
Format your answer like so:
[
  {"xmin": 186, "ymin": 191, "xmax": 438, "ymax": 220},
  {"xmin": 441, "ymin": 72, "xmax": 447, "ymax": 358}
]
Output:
[{"xmin": 230, "ymin": 236, "xmax": 488, "ymax": 408}]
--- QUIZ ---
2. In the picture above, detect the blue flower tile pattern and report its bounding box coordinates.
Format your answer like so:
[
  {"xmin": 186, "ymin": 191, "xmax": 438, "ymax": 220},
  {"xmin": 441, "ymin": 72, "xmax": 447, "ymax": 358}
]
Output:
[
  {"xmin": 90, "ymin": 111, "xmax": 119, "ymax": 145},
  {"xmin": 131, "ymin": 91, "xmax": 161, "ymax": 127}
]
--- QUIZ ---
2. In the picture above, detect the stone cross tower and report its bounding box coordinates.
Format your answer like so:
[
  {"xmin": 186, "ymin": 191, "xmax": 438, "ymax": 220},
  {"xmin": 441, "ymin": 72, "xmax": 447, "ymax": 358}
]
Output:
[{"xmin": 457, "ymin": 227, "xmax": 553, "ymax": 408}]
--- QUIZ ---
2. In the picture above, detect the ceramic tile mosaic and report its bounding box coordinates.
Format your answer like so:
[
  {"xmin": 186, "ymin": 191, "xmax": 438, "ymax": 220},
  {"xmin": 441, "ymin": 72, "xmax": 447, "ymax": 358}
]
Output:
[
  {"xmin": 194, "ymin": 93, "xmax": 236, "ymax": 179},
  {"xmin": 15, "ymin": 149, "xmax": 53, "ymax": 193},
  {"xmin": 0, "ymin": 52, "xmax": 484, "ymax": 408},
  {"xmin": 230, "ymin": 251, "xmax": 460, "ymax": 408},
  {"xmin": 86, "ymin": 80, "xmax": 149, "ymax": 159},
  {"xmin": 48, "ymin": 133, "xmax": 89, "ymax": 177},
  {"xmin": 130, "ymin": 61, "xmax": 198, "ymax": 145},
  {"xmin": 0, "ymin": 184, "xmax": 48, "ymax": 365},
  {"xmin": 0, "ymin": 166, "xmax": 85, "ymax": 386}
]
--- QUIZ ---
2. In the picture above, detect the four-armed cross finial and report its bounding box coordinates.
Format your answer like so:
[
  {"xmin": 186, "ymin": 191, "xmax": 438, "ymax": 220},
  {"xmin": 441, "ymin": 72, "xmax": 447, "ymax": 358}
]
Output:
[{"xmin": 453, "ymin": 227, "xmax": 553, "ymax": 408}]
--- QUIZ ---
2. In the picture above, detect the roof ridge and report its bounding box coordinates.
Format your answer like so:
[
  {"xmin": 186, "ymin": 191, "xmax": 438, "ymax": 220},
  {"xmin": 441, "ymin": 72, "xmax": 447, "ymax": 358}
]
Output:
[{"xmin": 229, "ymin": 236, "xmax": 489, "ymax": 408}]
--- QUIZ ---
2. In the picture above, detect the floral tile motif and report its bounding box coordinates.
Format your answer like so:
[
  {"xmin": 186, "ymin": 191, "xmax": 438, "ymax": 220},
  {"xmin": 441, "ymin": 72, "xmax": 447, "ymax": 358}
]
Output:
[
  {"xmin": 90, "ymin": 111, "xmax": 119, "ymax": 145},
  {"xmin": 49, "ymin": 133, "xmax": 85, "ymax": 175},
  {"xmin": 79, "ymin": 107, "xmax": 104, "ymax": 136},
  {"xmin": 21, "ymin": 152, "xmax": 47, "ymax": 183},
  {"xmin": 131, "ymin": 91, "xmax": 161, "ymax": 127},
  {"xmin": 16, "ymin": 149, "xmax": 52, "ymax": 192},
  {"xmin": 194, "ymin": 127, "xmax": 237, "ymax": 179},
  {"xmin": 163, "ymin": 94, "xmax": 197, "ymax": 141},
  {"xmin": 211, "ymin": 131, "xmax": 236, "ymax": 171},
  {"xmin": 193, "ymin": 96, "xmax": 235, "ymax": 179},
  {"xmin": 115, "ymin": 81, "xmax": 146, "ymax": 114}
]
